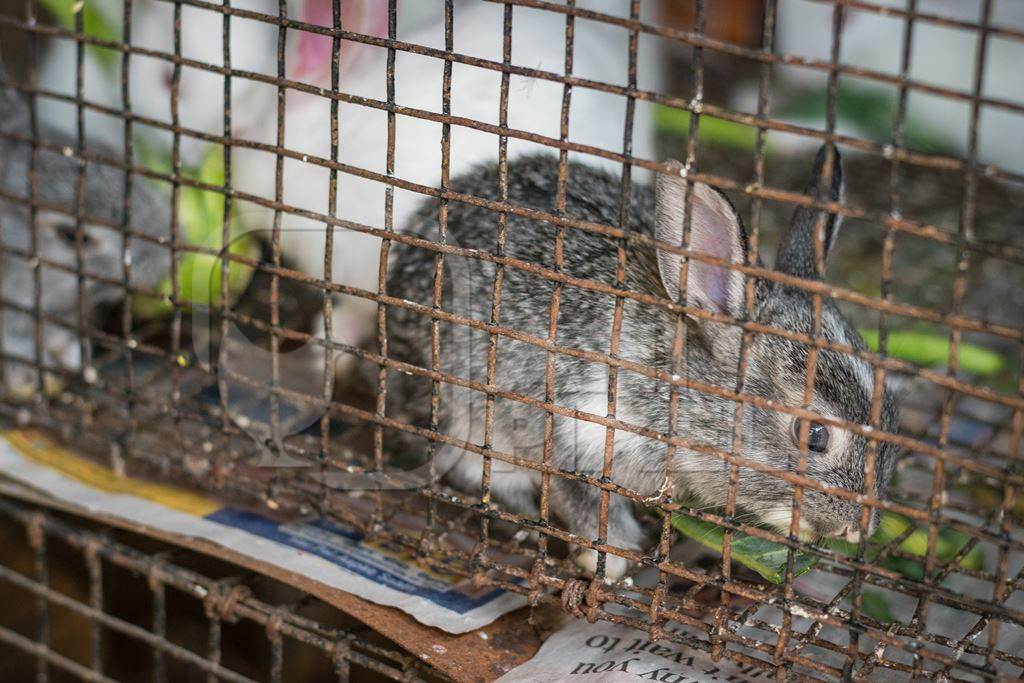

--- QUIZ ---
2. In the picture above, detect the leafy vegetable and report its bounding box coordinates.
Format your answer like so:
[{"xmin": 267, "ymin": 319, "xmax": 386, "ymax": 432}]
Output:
[
  {"xmin": 133, "ymin": 145, "xmax": 258, "ymax": 317},
  {"xmin": 654, "ymin": 106, "xmax": 763, "ymax": 152},
  {"xmin": 38, "ymin": 0, "xmax": 120, "ymax": 69},
  {"xmin": 777, "ymin": 85, "xmax": 953, "ymax": 154},
  {"xmin": 831, "ymin": 513, "xmax": 985, "ymax": 581},
  {"xmin": 669, "ymin": 512, "xmax": 818, "ymax": 584},
  {"xmin": 961, "ymin": 480, "xmax": 1024, "ymax": 520},
  {"xmin": 860, "ymin": 329, "xmax": 1005, "ymax": 376},
  {"xmin": 859, "ymin": 590, "xmax": 896, "ymax": 625},
  {"xmin": 35, "ymin": 3, "xmax": 257, "ymax": 316},
  {"xmin": 656, "ymin": 83, "xmax": 954, "ymax": 155},
  {"xmin": 669, "ymin": 509, "xmax": 984, "ymax": 586}
]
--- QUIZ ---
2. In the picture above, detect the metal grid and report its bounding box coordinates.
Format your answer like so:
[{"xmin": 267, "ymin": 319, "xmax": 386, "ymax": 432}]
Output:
[
  {"xmin": 0, "ymin": 495, "xmax": 442, "ymax": 681},
  {"xmin": 0, "ymin": 0, "xmax": 1021, "ymax": 680}
]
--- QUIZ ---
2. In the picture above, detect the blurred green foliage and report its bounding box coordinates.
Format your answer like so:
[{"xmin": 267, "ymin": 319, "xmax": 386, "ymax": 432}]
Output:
[
  {"xmin": 667, "ymin": 508, "xmax": 984, "ymax": 592},
  {"xmin": 654, "ymin": 106, "xmax": 763, "ymax": 152},
  {"xmin": 669, "ymin": 512, "xmax": 817, "ymax": 584},
  {"xmin": 859, "ymin": 590, "xmax": 896, "ymax": 624},
  {"xmin": 860, "ymin": 329, "xmax": 1005, "ymax": 376},
  {"xmin": 656, "ymin": 83, "xmax": 954, "ymax": 156},
  {"xmin": 132, "ymin": 145, "xmax": 258, "ymax": 317},
  {"xmin": 38, "ymin": 0, "xmax": 120, "ymax": 68}
]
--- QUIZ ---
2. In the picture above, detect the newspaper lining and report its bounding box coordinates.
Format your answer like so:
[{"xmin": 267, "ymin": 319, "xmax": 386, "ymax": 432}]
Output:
[
  {"xmin": 498, "ymin": 617, "xmax": 771, "ymax": 682},
  {"xmin": 0, "ymin": 429, "xmax": 525, "ymax": 633}
]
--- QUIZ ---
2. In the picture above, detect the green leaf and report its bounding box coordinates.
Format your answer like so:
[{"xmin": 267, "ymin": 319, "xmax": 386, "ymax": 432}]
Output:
[
  {"xmin": 667, "ymin": 507, "xmax": 984, "ymax": 587},
  {"xmin": 831, "ymin": 513, "xmax": 985, "ymax": 581},
  {"xmin": 38, "ymin": 0, "xmax": 121, "ymax": 70},
  {"xmin": 670, "ymin": 512, "xmax": 818, "ymax": 584},
  {"xmin": 960, "ymin": 480, "xmax": 1024, "ymax": 520},
  {"xmin": 777, "ymin": 85, "xmax": 953, "ymax": 154},
  {"xmin": 132, "ymin": 145, "xmax": 257, "ymax": 317},
  {"xmin": 859, "ymin": 590, "xmax": 896, "ymax": 625},
  {"xmin": 654, "ymin": 105, "xmax": 763, "ymax": 152},
  {"xmin": 860, "ymin": 329, "xmax": 1005, "ymax": 376}
]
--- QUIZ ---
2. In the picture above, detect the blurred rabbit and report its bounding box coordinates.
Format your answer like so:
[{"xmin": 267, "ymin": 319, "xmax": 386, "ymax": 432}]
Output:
[
  {"xmin": 38, "ymin": 0, "xmax": 663, "ymax": 380},
  {"xmin": 231, "ymin": 0, "xmax": 664, "ymax": 372},
  {"xmin": 0, "ymin": 86, "xmax": 172, "ymax": 398},
  {"xmin": 37, "ymin": 0, "xmax": 280, "ymax": 162},
  {"xmin": 384, "ymin": 148, "xmax": 900, "ymax": 579},
  {"xmin": 764, "ymin": 0, "xmax": 1024, "ymax": 173},
  {"xmin": 35, "ymin": 0, "xmax": 451, "ymax": 164}
]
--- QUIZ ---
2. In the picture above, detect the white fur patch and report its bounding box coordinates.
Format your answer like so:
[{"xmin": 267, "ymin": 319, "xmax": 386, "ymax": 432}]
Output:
[
  {"xmin": 759, "ymin": 503, "xmax": 816, "ymax": 539},
  {"xmin": 575, "ymin": 548, "xmax": 632, "ymax": 582}
]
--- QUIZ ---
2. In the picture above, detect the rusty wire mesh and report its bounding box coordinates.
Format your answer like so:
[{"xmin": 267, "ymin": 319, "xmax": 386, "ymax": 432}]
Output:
[
  {"xmin": 0, "ymin": 495, "xmax": 443, "ymax": 681},
  {"xmin": 0, "ymin": 0, "xmax": 1022, "ymax": 680}
]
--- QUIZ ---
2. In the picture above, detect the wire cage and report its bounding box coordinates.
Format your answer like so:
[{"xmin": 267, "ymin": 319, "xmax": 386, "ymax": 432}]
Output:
[
  {"xmin": 0, "ymin": 495, "xmax": 445, "ymax": 681},
  {"xmin": 0, "ymin": 0, "xmax": 1023, "ymax": 680}
]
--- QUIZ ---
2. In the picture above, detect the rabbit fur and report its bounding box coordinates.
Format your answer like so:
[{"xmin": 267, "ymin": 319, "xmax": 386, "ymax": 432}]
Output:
[
  {"xmin": 0, "ymin": 86, "xmax": 172, "ymax": 398},
  {"xmin": 236, "ymin": 0, "xmax": 663, "ymax": 368},
  {"xmin": 383, "ymin": 148, "xmax": 900, "ymax": 579},
  {"xmin": 35, "ymin": 0, "xmax": 450, "ymax": 162},
  {"xmin": 37, "ymin": 0, "xmax": 663, "ymax": 376}
]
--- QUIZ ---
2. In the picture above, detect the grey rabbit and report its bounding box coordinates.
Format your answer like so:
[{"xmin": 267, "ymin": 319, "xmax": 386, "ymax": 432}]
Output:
[
  {"xmin": 385, "ymin": 148, "xmax": 900, "ymax": 579},
  {"xmin": 0, "ymin": 85, "xmax": 172, "ymax": 398}
]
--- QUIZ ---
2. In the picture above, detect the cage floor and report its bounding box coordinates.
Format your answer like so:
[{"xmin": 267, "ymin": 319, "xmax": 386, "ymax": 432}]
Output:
[
  {"xmin": 3, "ymin": 345, "xmax": 1023, "ymax": 681},
  {"xmin": 0, "ymin": 493, "xmax": 453, "ymax": 682}
]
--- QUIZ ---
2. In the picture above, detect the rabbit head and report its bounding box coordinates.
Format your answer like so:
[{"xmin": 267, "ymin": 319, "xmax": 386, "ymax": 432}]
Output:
[
  {"xmin": 652, "ymin": 146, "xmax": 900, "ymax": 543},
  {"xmin": 1, "ymin": 89, "xmax": 172, "ymax": 397},
  {"xmin": 381, "ymin": 148, "xmax": 898, "ymax": 578}
]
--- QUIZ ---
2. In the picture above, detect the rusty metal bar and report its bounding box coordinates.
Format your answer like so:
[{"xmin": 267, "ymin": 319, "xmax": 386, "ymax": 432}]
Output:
[
  {"xmin": 0, "ymin": 0, "xmax": 1022, "ymax": 680},
  {"xmin": 0, "ymin": 497, "xmax": 430, "ymax": 680}
]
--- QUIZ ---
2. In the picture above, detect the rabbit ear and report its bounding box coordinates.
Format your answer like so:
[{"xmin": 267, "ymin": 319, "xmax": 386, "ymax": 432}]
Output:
[
  {"xmin": 293, "ymin": 0, "xmax": 390, "ymax": 80},
  {"xmin": 776, "ymin": 144, "xmax": 844, "ymax": 280},
  {"xmin": 655, "ymin": 161, "xmax": 748, "ymax": 317}
]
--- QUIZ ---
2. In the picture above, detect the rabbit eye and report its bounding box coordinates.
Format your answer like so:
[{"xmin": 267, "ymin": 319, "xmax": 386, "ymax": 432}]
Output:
[
  {"xmin": 54, "ymin": 222, "xmax": 93, "ymax": 248},
  {"xmin": 791, "ymin": 419, "xmax": 830, "ymax": 453}
]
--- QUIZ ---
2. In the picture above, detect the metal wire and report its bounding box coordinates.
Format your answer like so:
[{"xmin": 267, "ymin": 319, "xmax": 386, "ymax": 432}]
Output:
[
  {"xmin": 0, "ymin": 496, "xmax": 436, "ymax": 681},
  {"xmin": 0, "ymin": 0, "xmax": 1022, "ymax": 680}
]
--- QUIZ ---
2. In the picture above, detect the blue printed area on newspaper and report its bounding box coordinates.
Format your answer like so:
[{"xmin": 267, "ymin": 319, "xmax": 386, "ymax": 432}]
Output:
[{"xmin": 205, "ymin": 508, "xmax": 505, "ymax": 614}]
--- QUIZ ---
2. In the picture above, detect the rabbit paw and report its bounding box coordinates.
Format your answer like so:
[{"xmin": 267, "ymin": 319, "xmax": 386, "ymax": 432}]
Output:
[
  {"xmin": 2, "ymin": 330, "xmax": 84, "ymax": 399},
  {"xmin": 575, "ymin": 549, "xmax": 632, "ymax": 583},
  {"xmin": 3, "ymin": 364, "xmax": 68, "ymax": 399}
]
